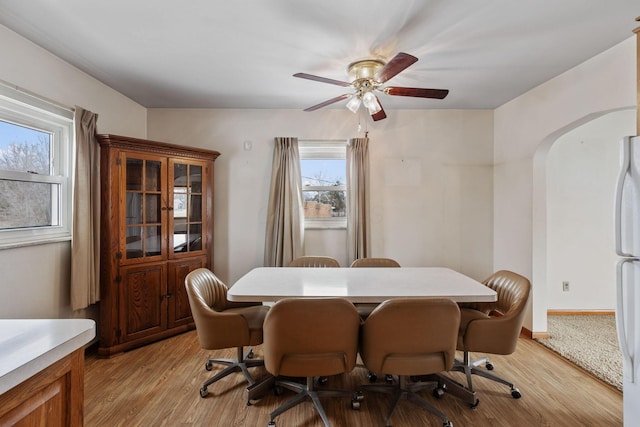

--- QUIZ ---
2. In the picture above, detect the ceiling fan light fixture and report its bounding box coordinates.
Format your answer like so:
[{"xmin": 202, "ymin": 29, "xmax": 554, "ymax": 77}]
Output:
[
  {"xmin": 294, "ymin": 52, "xmax": 448, "ymax": 121},
  {"xmin": 346, "ymin": 95, "xmax": 362, "ymax": 113},
  {"xmin": 362, "ymin": 90, "xmax": 382, "ymax": 114}
]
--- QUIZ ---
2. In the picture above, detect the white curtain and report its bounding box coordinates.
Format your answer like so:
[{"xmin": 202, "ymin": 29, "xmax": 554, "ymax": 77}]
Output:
[
  {"xmin": 347, "ymin": 137, "xmax": 370, "ymax": 264},
  {"xmin": 264, "ymin": 137, "xmax": 305, "ymax": 267},
  {"xmin": 70, "ymin": 107, "xmax": 100, "ymax": 311}
]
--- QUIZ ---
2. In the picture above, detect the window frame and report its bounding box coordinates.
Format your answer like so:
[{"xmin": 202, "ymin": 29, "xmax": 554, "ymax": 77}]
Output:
[
  {"xmin": 298, "ymin": 139, "xmax": 348, "ymax": 230},
  {"xmin": 0, "ymin": 83, "xmax": 74, "ymax": 249}
]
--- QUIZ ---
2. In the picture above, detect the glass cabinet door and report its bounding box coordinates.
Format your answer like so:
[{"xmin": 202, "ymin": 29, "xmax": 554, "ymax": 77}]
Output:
[
  {"xmin": 169, "ymin": 159, "xmax": 206, "ymax": 256},
  {"xmin": 122, "ymin": 153, "xmax": 167, "ymax": 261}
]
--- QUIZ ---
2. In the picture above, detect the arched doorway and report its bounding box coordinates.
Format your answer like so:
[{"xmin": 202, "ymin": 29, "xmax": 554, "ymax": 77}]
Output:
[{"xmin": 532, "ymin": 108, "xmax": 636, "ymax": 333}]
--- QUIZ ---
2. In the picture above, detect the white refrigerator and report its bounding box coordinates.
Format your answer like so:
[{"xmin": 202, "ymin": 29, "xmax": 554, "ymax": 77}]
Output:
[{"xmin": 614, "ymin": 135, "xmax": 640, "ymax": 425}]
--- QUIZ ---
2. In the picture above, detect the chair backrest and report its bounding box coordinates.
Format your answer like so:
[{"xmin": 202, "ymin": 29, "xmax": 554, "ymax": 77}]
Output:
[
  {"xmin": 287, "ymin": 256, "xmax": 340, "ymax": 267},
  {"xmin": 263, "ymin": 298, "xmax": 360, "ymax": 377},
  {"xmin": 462, "ymin": 270, "xmax": 531, "ymax": 354},
  {"xmin": 471, "ymin": 270, "xmax": 531, "ymax": 320},
  {"xmin": 185, "ymin": 268, "xmax": 257, "ymax": 349},
  {"xmin": 350, "ymin": 257, "xmax": 400, "ymax": 268},
  {"xmin": 185, "ymin": 268, "xmax": 230, "ymax": 311},
  {"xmin": 360, "ymin": 298, "xmax": 460, "ymax": 376}
]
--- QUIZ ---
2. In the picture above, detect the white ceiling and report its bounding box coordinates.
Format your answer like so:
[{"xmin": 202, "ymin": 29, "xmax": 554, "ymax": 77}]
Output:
[{"xmin": 0, "ymin": 1, "xmax": 637, "ymax": 110}]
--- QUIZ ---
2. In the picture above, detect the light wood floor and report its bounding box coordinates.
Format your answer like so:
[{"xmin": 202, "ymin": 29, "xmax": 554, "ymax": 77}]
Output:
[{"xmin": 84, "ymin": 331, "xmax": 622, "ymax": 426}]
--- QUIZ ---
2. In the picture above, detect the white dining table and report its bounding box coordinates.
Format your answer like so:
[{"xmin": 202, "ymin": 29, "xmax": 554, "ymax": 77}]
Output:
[
  {"xmin": 227, "ymin": 266, "xmax": 496, "ymax": 303},
  {"xmin": 232, "ymin": 266, "xmax": 491, "ymax": 407}
]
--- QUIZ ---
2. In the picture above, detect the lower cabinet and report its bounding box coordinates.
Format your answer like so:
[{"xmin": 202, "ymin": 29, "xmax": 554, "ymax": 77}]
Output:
[
  {"xmin": 168, "ymin": 258, "xmax": 207, "ymax": 328},
  {"xmin": 0, "ymin": 349, "xmax": 85, "ymax": 426},
  {"xmin": 99, "ymin": 257, "xmax": 207, "ymax": 357},
  {"xmin": 118, "ymin": 262, "xmax": 167, "ymax": 344}
]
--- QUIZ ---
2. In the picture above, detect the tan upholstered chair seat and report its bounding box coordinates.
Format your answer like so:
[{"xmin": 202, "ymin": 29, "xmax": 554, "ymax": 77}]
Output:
[
  {"xmin": 262, "ymin": 298, "xmax": 360, "ymax": 427},
  {"xmin": 457, "ymin": 308, "xmax": 490, "ymax": 346},
  {"xmin": 223, "ymin": 306, "xmax": 269, "ymax": 344},
  {"xmin": 185, "ymin": 268, "xmax": 268, "ymax": 398},
  {"xmin": 451, "ymin": 270, "xmax": 531, "ymax": 400},
  {"xmin": 358, "ymin": 298, "xmax": 459, "ymax": 427}
]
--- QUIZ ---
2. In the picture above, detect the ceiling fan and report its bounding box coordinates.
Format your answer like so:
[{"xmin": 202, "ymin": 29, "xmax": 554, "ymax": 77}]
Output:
[{"xmin": 294, "ymin": 52, "xmax": 449, "ymax": 121}]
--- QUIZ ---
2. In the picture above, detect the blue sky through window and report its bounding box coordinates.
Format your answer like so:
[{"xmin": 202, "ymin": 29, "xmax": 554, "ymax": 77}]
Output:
[
  {"xmin": 0, "ymin": 120, "xmax": 47, "ymax": 149},
  {"xmin": 0, "ymin": 120, "xmax": 51, "ymax": 174},
  {"xmin": 300, "ymin": 159, "xmax": 345, "ymax": 186}
]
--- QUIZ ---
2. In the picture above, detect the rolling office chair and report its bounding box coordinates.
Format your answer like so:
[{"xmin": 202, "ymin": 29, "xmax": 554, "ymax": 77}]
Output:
[
  {"xmin": 287, "ymin": 256, "xmax": 340, "ymax": 267},
  {"xmin": 350, "ymin": 257, "xmax": 401, "ymax": 268},
  {"xmin": 350, "ymin": 257, "xmax": 401, "ymax": 320},
  {"xmin": 357, "ymin": 298, "xmax": 460, "ymax": 427},
  {"xmin": 262, "ymin": 298, "xmax": 360, "ymax": 427},
  {"xmin": 185, "ymin": 268, "xmax": 269, "ymax": 398},
  {"xmin": 450, "ymin": 270, "xmax": 531, "ymax": 400}
]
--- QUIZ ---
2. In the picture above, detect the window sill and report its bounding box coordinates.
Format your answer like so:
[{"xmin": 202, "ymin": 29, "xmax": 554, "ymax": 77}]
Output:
[
  {"xmin": 0, "ymin": 235, "xmax": 71, "ymax": 250},
  {"xmin": 304, "ymin": 219, "xmax": 347, "ymax": 230}
]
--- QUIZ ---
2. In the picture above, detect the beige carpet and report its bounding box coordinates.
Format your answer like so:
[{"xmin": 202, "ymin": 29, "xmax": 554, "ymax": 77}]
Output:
[{"xmin": 535, "ymin": 315, "xmax": 622, "ymax": 391}]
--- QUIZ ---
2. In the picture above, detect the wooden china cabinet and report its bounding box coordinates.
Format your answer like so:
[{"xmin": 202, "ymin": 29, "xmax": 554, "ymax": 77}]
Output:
[{"xmin": 97, "ymin": 134, "xmax": 220, "ymax": 357}]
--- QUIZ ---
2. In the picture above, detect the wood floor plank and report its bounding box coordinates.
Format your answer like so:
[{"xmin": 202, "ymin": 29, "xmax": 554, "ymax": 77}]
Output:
[{"xmin": 84, "ymin": 331, "xmax": 622, "ymax": 426}]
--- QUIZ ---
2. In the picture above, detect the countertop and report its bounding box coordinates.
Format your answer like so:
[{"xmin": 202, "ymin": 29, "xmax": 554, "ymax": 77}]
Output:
[{"xmin": 0, "ymin": 319, "xmax": 96, "ymax": 394}]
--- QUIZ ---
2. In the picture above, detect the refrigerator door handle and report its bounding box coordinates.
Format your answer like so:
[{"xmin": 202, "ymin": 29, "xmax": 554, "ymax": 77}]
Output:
[
  {"xmin": 616, "ymin": 258, "xmax": 636, "ymax": 383},
  {"xmin": 615, "ymin": 136, "xmax": 632, "ymax": 257}
]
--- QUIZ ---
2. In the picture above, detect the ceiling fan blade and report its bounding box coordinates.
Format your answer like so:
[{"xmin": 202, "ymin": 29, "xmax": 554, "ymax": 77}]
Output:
[
  {"xmin": 293, "ymin": 73, "xmax": 351, "ymax": 87},
  {"xmin": 375, "ymin": 52, "xmax": 418, "ymax": 83},
  {"xmin": 371, "ymin": 95, "xmax": 387, "ymax": 121},
  {"xmin": 303, "ymin": 94, "xmax": 351, "ymax": 111},
  {"xmin": 384, "ymin": 87, "xmax": 449, "ymax": 99},
  {"xmin": 371, "ymin": 108, "xmax": 387, "ymax": 122}
]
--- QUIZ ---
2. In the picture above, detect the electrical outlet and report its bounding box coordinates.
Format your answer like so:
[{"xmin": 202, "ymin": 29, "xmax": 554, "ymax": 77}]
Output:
[{"xmin": 562, "ymin": 281, "xmax": 570, "ymax": 292}]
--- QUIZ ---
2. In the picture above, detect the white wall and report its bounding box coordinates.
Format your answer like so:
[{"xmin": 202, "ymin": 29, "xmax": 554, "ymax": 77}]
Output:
[
  {"xmin": 547, "ymin": 109, "xmax": 635, "ymax": 310},
  {"xmin": 494, "ymin": 36, "xmax": 637, "ymax": 332},
  {"xmin": 0, "ymin": 25, "xmax": 147, "ymax": 320},
  {"xmin": 4, "ymin": 20, "xmax": 632, "ymax": 331},
  {"xmin": 147, "ymin": 108, "xmax": 494, "ymax": 285}
]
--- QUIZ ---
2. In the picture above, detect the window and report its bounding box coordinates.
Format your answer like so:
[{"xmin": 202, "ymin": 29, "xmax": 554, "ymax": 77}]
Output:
[
  {"xmin": 0, "ymin": 83, "xmax": 73, "ymax": 248},
  {"xmin": 299, "ymin": 140, "xmax": 347, "ymax": 229}
]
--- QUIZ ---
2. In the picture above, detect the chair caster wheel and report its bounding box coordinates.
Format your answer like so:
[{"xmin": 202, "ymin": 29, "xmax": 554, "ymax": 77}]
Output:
[
  {"xmin": 433, "ymin": 387, "xmax": 445, "ymax": 399},
  {"xmin": 247, "ymin": 349, "xmax": 254, "ymax": 359},
  {"xmin": 511, "ymin": 389, "xmax": 522, "ymax": 399},
  {"xmin": 368, "ymin": 372, "xmax": 377, "ymax": 383},
  {"xmin": 470, "ymin": 399, "xmax": 479, "ymax": 410},
  {"xmin": 444, "ymin": 421, "xmax": 453, "ymax": 427},
  {"xmin": 485, "ymin": 362, "xmax": 494, "ymax": 370},
  {"xmin": 205, "ymin": 361, "xmax": 213, "ymax": 371},
  {"xmin": 199, "ymin": 387, "xmax": 208, "ymax": 398},
  {"xmin": 385, "ymin": 374, "xmax": 393, "ymax": 384},
  {"xmin": 351, "ymin": 399, "xmax": 361, "ymax": 410},
  {"xmin": 318, "ymin": 376, "xmax": 328, "ymax": 385},
  {"xmin": 267, "ymin": 421, "xmax": 276, "ymax": 427}
]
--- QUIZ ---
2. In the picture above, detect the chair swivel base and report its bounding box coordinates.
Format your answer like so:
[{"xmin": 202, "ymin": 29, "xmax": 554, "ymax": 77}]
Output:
[
  {"xmin": 199, "ymin": 346, "xmax": 263, "ymax": 398},
  {"xmin": 267, "ymin": 376, "xmax": 353, "ymax": 427},
  {"xmin": 358, "ymin": 376, "xmax": 453, "ymax": 427},
  {"xmin": 451, "ymin": 352, "xmax": 522, "ymax": 399}
]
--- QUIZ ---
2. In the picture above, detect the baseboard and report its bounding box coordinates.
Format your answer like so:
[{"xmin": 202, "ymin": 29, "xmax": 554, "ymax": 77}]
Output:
[
  {"xmin": 547, "ymin": 309, "xmax": 615, "ymax": 316},
  {"xmin": 521, "ymin": 326, "xmax": 549, "ymax": 339},
  {"xmin": 524, "ymin": 310, "xmax": 615, "ymax": 339}
]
